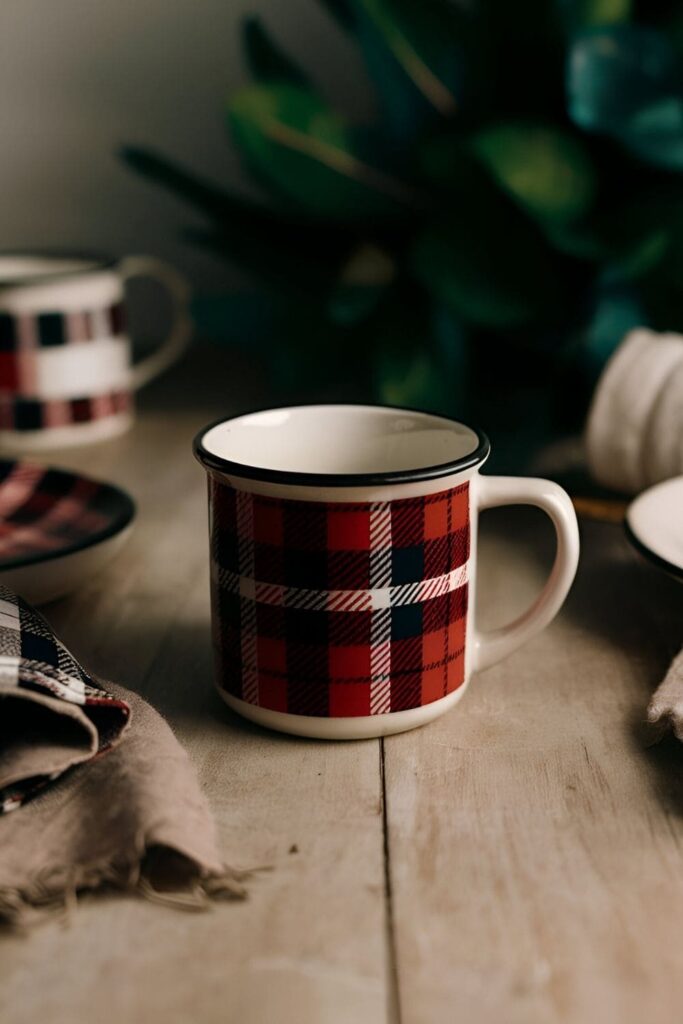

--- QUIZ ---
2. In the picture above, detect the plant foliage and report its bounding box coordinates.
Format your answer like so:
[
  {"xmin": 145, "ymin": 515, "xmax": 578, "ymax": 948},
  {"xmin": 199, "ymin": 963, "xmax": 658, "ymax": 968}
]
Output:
[{"xmin": 123, "ymin": 0, "xmax": 683, "ymax": 430}]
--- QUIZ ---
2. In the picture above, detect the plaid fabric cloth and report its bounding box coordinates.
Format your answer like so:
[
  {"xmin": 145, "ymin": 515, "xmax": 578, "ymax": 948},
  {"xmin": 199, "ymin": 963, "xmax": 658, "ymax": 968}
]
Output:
[
  {"xmin": 0, "ymin": 460, "xmax": 127, "ymax": 566},
  {"xmin": 0, "ymin": 390, "xmax": 131, "ymax": 432},
  {"xmin": 0, "ymin": 586, "xmax": 129, "ymax": 813},
  {"xmin": 210, "ymin": 479, "xmax": 470, "ymax": 717},
  {"xmin": 0, "ymin": 303, "xmax": 125, "ymax": 351}
]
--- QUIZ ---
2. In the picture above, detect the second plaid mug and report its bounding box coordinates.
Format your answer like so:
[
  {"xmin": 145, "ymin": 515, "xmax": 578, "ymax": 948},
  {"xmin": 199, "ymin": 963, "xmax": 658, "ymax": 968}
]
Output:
[
  {"xmin": 0, "ymin": 253, "xmax": 191, "ymax": 451},
  {"xmin": 195, "ymin": 405, "xmax": 580, "ymax": 740}
]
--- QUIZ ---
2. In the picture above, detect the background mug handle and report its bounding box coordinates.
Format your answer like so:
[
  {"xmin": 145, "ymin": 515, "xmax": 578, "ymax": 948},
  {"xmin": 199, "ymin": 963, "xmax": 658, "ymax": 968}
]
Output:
[
  {"xmin": 474, "ymin": 476, "xmax": 580, "ymax": 672},
  {"xmin": 119, "ymin": 255, "xmax": 192, "ymax": 390}
]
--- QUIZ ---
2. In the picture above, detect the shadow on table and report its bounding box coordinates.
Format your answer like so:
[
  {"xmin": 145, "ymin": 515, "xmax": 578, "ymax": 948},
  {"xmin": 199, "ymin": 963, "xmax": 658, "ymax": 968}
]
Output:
[
  {"xmin": 482, "ymin": 507, "xmax": 683, "ymax": 822},
  {"xmin": 126, "ymin": 620, "xmax": 341, "ymax": 748},
  {"xmin": 480, "ymin": 508, "xmax": 681, "ymax": 676},
  {"xmin": 641, "ymin": 734, "xmax": 683, "ymax": 823}
]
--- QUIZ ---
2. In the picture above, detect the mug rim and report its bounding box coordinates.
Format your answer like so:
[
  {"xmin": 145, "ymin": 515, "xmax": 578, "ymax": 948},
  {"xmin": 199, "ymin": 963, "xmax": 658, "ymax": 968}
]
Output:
[
  {"xmin": 0, "ymin": 250, "xmax": 116, "ymax": 287},
  {"xmin": 193, "ymin": 403, "xmax": 491, "ymax": 487}
]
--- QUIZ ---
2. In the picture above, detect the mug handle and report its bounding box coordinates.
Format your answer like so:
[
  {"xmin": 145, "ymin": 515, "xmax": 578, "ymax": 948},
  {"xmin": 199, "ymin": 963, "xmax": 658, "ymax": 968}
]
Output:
[
  {"xmin": 474, "ymin": 476, "xmax": 580, "ymax": 672},
  {"xmin": 119, "ymin": 255, "xmax": 192, "ymax": 390}
]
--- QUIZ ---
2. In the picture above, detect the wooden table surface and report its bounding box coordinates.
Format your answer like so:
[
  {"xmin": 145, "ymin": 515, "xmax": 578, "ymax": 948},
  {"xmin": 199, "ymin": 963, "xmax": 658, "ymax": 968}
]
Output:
[{"xmin": 1, "ymin": 347, "xmax": 682, "ymax": 1024}]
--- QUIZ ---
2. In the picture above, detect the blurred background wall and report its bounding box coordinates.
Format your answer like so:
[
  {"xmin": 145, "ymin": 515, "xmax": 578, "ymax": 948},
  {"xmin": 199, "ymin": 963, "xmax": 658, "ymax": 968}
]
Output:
[{"xmin": 0, "ymin": 0, "xmax": 372, "ymax": 287}]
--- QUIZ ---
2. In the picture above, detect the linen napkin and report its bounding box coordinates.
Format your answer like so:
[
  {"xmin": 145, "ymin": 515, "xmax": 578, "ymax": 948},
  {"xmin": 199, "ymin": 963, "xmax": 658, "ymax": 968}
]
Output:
[
  {"xmin": 647, "ymin": 648, "xmax": 683, "ymax": 741},
  {"xmin": 0, "ymin": 586, "xmax": 246, "ymax": 926}
]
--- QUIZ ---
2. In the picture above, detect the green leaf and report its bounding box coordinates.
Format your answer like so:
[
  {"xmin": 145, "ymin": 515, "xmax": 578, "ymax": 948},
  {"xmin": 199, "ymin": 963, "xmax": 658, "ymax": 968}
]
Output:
[
  {"xmin": 373, "ymin": 300, "xmax": 466, "ymax": 414},
  {"xmin": 121, "ymin": 147, "xmax": 352, "ymax": 290},
  {"xmin": 623, "ymin": 96, "xmax": 683, "ymax": 170},
  {"xmin": 608, "ymin": 228, "xmax": 669, "ymax": 281},
  {"xmin": 548, "ymin": 186, "xmax": 676, "ymax": 276},
  {"xmin": 413, "ymin": 223, "xmax": 562, "ymax": 328},
  {"xmin": 353, "ymin": 0, "xmax": 464, "ymax": 138},
  {"xmin": 227, "ymin": 83, "xmax": 414, "ymax": 219},
  {"xmin": 638, "ymin": 199, "xmax": 683, "ymax": 332},
  {"xmin": 121, "ymin": 145, "xmax": 264, "ymax": 223},
  {"xmin": 327, "ymin": 244, "xmax": 395, "ymax": 325},
  {"xmin": 418, "ymin": 134, "xmax": 465, "ymax": 186},
  {"xmin": 549, "ymin": 220, "xmax": 669, "ymax": 278},
  {"xmin": 567, "ymin": 26, "xmax": 683, "ymax": 169},
  {"xmin": 242, "ymin": 17, "xmax": 310, "ymax": 87},
  {"xmin": 376, "ymin": 344, "xmax": 453, "ymax": 412},
  {"xmin": 416, "ymin": 140, "xmax": 566, "ymax": 327},
  {"xmin": 356, "ymin": 21, "xmax": 435, "ymax": 140},
  {"xmin": 568, "ymin": 26, "xmax": 678, "ymax": 130},
  {"xmin": 559, "ymin": 0, "xmax": 631, "ymax": 29},
  {"xmin": 318, "ymin": 0, "xmax": 357, "ymax": 31},
  {"xmin": 579, "ymin": 279, "xmax": 645, "ymax": 378},
  {"xmin": 543, "ymin": 221, "xmax": 607, "ymax": 260},
  {"xmin": 584, "ymin": 0, "xmax": 631, "ymax": 25},
  {"xmin": 471, "ymin": 122, "xmax": 596, "ymax": 226}
]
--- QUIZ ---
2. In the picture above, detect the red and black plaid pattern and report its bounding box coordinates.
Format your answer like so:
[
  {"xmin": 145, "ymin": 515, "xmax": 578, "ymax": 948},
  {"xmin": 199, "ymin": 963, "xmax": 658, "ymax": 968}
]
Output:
[
  {"xmin": 209, "ymin": 478, "xmax": 470, "ymax": 717},
  {"xmin": 0, "ymin": 460, "xmax": 132, "ymax": 566},
  {"xmin": 0, "ymin": 390, "xmax": 131, "ymax": 432},
  {"xmin": 0, "ymin": 304, "xmax": 129, "ymax": 418},
  {"xmin": 0, "ymin": 302, "xmax": 125, "ymax": 353}
]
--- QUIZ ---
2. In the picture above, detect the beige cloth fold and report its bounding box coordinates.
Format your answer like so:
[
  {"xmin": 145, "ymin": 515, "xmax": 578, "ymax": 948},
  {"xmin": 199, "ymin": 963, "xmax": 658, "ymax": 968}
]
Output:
[
  {"xmin": 1, "ymin": 687, "xmax": 102, "ymax": 795},
  {"xmin": 0, "ymin": 682, "xmax": 247, "ymax": 926},
  {"xmin": 647, "ymin": 647, "xmax": 683, "ymax": 741}
]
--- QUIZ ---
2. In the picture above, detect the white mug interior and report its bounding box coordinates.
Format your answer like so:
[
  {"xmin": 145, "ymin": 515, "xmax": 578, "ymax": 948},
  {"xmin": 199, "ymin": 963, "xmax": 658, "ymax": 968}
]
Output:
[
  {"xmin": 200, "ymin": 405, "xmax": 483, "ymax": 478},
  {"xmin": 0, "ymin": 254, "xmax": 121, "ymax": 312},
  {"xmin": 0, "ymin": 256, "xmax": 103, "ymax": 284}
]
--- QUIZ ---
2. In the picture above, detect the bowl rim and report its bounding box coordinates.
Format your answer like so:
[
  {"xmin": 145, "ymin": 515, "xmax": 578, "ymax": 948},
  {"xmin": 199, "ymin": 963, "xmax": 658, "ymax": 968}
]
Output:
[{"xmin": 0, "ymin": 460, "xmax": 136, "ymax": 571}]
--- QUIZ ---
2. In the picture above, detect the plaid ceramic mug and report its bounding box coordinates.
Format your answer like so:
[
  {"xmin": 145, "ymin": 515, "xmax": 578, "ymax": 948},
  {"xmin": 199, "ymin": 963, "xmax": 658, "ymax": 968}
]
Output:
[
  {"xmin": 0, "ymin": 253, "xmax": 191, "ymax": 451},
  {"xmin": 195, "ymin": 406, "xmax": 580, "ymax": 740}
]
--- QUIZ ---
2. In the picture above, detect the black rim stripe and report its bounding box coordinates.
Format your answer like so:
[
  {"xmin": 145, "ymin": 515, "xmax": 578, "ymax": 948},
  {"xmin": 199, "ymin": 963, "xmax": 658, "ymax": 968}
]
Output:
[
  {"xmin": 0, "ymin": 461, "xmax": 136, "ymax": 570},
  {"xmin": 194, "ymin": 404, "xmax": 490, "ymax": 488},
  {"xmin": 624, "ymin": 518, "xmax": 683, "ymax": 582}
]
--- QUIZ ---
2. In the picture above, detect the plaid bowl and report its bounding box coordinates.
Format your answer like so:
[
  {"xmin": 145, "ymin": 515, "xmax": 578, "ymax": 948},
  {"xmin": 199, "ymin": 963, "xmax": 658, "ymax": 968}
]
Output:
[{"xmin": 0, "ymin": 460, "xmax": 135, "ymax": 569}]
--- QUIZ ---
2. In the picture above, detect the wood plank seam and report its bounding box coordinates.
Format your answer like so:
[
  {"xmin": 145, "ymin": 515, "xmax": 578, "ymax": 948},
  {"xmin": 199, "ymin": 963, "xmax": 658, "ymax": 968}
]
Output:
[{"xmin": 381, "ymin": 737, "xmax": 402, "ymax": 1024}]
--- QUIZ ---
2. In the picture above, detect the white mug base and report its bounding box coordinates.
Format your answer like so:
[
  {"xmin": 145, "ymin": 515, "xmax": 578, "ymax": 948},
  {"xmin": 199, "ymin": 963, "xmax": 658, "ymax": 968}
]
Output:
[
  {"xmin": 0, "ymin": 411, "xmax": 133, "ymax": 453},
  {"xmin": 216, "ymin": 683, "xmax": 469, "ymax": 740}
]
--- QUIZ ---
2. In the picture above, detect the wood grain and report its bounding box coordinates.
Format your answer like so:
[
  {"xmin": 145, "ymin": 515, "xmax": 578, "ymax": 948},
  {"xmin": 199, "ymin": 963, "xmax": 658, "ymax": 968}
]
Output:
[
  {"xmin": 385, "ymin": 512, "xmax": 683, "ymax": 1024},
  {"xmin": 0, "ymin": 350, "xmax": 389, "ymax": 1024},
  {"xmin": 1, "ymin": 346, "xmax": 682, "ymax": 1024}
]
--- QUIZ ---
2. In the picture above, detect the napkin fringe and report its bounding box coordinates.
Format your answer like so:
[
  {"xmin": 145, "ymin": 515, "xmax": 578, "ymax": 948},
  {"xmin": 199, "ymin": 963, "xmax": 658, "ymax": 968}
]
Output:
[{"xmin": 0, "ymin": 844, "xmax": 249, "ymax": 928}]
